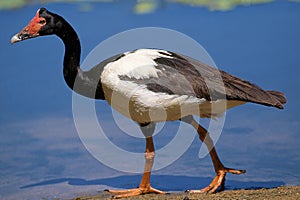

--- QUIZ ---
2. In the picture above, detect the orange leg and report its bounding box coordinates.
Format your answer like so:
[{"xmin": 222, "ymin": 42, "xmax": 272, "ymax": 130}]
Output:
[
  {"xmin": 106, "ymin": 123, "xmax": 165, "ymax": 199},
  {"xmin": 182, "ymin": 116, "xmax": 246, "ymax": 193}
]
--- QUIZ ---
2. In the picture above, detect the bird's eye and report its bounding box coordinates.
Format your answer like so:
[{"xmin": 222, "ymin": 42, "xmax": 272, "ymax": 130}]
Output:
[{"xmin": 39, "ymin": 20, "xmax": 46, "ymax": 24}]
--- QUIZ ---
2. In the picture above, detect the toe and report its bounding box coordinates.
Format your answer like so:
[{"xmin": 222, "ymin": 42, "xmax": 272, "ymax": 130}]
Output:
[
  {"xmin": 225, "ymin": 168, "xmax": 246, "ymax": 175},
  {"xmin": 149, "ymin": 187, "xmax": 166, "ymax": 194}
]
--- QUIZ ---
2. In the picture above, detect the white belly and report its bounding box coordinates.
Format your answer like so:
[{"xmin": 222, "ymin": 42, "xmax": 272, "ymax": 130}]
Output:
[{"xmin": 101, "ymin": 80, "xmax": 245, "ymax": 123}]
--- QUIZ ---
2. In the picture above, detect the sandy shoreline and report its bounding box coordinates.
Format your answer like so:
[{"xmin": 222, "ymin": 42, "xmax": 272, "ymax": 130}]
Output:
[{"xmin": 73, "ymin": 186, "xmax": 300, "ymax": 200}]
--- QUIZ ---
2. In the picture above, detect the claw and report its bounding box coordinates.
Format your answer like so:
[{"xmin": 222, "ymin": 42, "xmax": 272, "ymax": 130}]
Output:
[{"xmin": 188, "ymin": 167, "xmax": 246, "ymax": 194}]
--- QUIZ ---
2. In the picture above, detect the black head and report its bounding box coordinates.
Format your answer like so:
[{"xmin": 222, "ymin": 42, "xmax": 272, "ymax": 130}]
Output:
[{"xmin": 11, "ymin": 8, "xmax": 62, "ymax": 44}]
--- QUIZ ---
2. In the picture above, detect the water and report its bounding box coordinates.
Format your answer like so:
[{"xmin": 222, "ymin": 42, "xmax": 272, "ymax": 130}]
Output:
[{"xmin": 0, "ymin": 1, "xmax": 299, "ymax": 199}]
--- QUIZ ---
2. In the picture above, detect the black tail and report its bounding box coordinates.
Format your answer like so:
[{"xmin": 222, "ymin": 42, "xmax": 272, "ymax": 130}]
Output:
[{"xmin": 267, "ymin": 90, "xmax": 287, "ymax": 109}]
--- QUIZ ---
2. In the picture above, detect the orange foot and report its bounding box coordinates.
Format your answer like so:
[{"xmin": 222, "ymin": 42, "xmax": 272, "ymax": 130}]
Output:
[
  {"xmin": 188, "ymin": 167, "xmax": 246, "ymax": 194},
  {"xmin": 105, "ymin": 186, "xmax": 165, "ymax": 199}
]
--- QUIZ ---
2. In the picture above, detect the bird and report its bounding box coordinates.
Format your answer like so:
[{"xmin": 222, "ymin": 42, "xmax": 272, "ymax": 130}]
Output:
[{"xmin": 11, "ymin": 8, "xmax": 286, "ymax": 198}]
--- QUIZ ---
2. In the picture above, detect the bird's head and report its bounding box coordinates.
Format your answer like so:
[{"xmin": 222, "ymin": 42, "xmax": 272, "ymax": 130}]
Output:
[{"xmin": 11, "ymin": 8, "xmax": 59, "ymax": 44}]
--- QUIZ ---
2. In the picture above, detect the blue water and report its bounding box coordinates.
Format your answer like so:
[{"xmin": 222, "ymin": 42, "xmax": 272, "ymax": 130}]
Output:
[{"xmin": 1, "ymin": 1, "xmax": 300, "ymax": 199}]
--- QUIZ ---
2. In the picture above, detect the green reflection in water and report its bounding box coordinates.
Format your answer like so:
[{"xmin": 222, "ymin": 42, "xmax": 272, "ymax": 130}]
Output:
[{"xmin": 0, "ymin": 0, "xmax": 298, "ymax": 13}]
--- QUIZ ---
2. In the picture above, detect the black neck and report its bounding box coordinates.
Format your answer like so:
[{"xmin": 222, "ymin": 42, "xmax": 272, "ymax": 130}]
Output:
[
  {"xmin": 56, "ymin": 18, "xmax": 105, "ymax": 99},
  {"xmin": 56, "ymin": 19, "xmax": 81, "ymax": 90}
]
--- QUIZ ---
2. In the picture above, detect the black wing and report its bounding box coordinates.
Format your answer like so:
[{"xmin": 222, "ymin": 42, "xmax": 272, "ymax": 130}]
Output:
[{"xmin": 120, "ymin": 50, "xmax": 286, "ymax": 109}]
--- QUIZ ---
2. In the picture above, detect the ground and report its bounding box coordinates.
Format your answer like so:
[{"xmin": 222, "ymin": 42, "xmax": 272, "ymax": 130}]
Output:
[{"xmin": 73, "ymin": 186, "xmax": 300, "ymax": 200}]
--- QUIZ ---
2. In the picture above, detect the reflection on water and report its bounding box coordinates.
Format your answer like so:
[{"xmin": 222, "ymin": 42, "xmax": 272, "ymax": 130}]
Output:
[
  {"xmin": 0, "ymin": 0, "xmax": 291, "ymax": 13},
  {"xmin": 21, "ymin": 175, "xmax": 284, "ymax": 191}
]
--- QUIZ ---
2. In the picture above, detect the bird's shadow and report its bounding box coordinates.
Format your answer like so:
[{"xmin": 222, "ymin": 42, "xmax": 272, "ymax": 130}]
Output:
[{"xmin": 20, "ymin": 175, "xmax": 284, "ymax": 191}]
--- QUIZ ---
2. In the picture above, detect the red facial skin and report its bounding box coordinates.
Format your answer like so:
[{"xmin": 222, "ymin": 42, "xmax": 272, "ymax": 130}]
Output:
[
  {"xmin": 21, "ymin": 11, "xmax": 46, "ymax": 36},
  {"xmin": 11, "ymin": 10, "xmax": 47, "ymax": 44}
]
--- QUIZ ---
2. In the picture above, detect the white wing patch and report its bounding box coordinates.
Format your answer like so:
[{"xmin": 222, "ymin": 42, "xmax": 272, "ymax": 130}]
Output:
[{"xmin": 103, "ymin": 49, "xmax": 172, "ymax": 80}]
